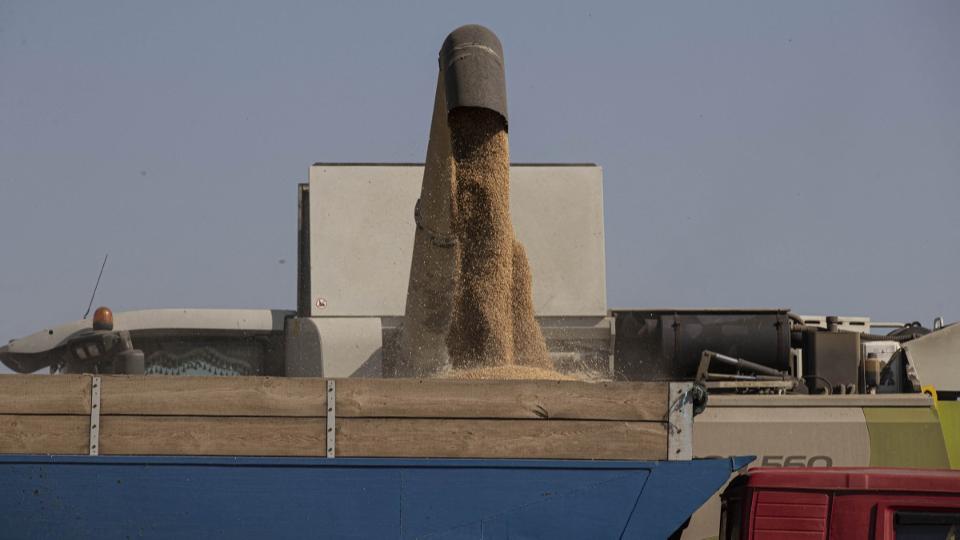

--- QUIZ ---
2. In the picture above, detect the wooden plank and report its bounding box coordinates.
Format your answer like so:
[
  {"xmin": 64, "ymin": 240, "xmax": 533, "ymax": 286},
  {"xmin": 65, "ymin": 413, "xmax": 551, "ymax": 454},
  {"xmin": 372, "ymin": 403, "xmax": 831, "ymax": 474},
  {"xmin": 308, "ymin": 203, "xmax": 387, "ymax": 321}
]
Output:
[
  {"xmin": 0, "ymin": 374, "xmax": 91, "ymax": 415},
  {"xmin": 0, "ymin": 415, "xmax": 89, "ymax": 454},
  {"xmin": 101, "ymin": 376, "xmax": 327, "ymax": 417},
  {"xmin": 337, "ymin": 418, "xmax": 668, "ymax": 460},
  {"xmin": 100, "ymin": 416, "xmax": 325, "ymax": 456},
  {"xmin": 336, "ymin": 379, "xmax": 668, "ymax": 421},
  {"xmin": 95, "ymin": 415, "xmax": 666, "ymax": 460}
]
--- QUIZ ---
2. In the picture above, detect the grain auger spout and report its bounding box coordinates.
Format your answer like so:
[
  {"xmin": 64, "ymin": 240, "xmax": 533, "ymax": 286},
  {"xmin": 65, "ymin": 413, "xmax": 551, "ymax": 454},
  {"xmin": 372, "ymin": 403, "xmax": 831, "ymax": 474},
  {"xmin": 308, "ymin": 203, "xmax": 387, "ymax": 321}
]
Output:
[
  {"xmin": 438, "ymin": 24, "xmax": 509, "ymax": 124},
  {"xmin": 396, "ymin": 25, "xmax": 516, "ymax": 377}
]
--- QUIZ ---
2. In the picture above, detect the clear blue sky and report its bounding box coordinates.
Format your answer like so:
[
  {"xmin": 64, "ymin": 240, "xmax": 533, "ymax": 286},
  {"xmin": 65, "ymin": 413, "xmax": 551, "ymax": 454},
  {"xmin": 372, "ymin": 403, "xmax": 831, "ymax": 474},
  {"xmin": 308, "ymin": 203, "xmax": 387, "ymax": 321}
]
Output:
[{"xmin": 1, "ymin": 1, "xmax": 958, "ymax": 342}]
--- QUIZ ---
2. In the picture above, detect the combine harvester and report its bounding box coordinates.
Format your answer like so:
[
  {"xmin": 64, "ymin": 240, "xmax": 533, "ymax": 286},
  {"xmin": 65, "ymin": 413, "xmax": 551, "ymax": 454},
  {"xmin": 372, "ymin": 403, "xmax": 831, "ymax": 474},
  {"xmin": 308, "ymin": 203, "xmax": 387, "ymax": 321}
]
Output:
[
  {"xmin": 0, "ymin": 26, "xmax": 750, "ymax": 539},
  {"xmin": 0, "ymin": 27, "xmax": 960, "ymax": 539}
]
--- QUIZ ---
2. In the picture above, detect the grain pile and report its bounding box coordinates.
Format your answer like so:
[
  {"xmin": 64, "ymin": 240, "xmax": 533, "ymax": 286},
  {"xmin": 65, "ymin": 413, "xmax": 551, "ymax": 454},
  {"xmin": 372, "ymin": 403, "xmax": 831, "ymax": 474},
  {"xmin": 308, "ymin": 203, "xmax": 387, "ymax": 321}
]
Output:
[
  {"xmin": 445, "ymin": 107, "xmax": 553, "ymax": 379},
  {"xmin": 510, "ymin": 240, "xmax": 551, "ymax": 369},
  {"xmin": 443, "ymin": 365, "xmax": 575, "ymax": 381}
]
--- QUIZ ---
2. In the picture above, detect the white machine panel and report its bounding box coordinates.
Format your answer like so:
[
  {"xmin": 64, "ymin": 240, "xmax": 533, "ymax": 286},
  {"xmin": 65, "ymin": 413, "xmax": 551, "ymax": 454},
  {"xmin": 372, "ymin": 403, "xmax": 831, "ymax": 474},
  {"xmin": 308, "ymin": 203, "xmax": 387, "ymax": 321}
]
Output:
[
  {"xmin": 903, "ymin": 323, "xmax": 960, "ymax": 392},
  {"xmin": 308, "ymin": 164, "xmax": 607, "ymax": 317}
]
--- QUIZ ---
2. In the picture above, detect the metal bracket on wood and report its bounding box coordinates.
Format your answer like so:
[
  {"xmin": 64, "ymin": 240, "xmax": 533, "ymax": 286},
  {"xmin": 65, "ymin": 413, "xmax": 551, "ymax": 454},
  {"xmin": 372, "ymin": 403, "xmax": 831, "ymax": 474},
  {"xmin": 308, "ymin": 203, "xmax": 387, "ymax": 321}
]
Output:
[
  {"xmin": 89, "ymin": 376, "xmax": 101, "ymax": 456},
  {"xmin": 607, "ymin": 316, "xmax": 617, "ymax": 377},
  {"xmin": 326, "ymin": 379, "xmax": 336, "ymax": 458},
  {"xmin": 667, "ymin": 382, "xmax": 693, "ymax": 461}
]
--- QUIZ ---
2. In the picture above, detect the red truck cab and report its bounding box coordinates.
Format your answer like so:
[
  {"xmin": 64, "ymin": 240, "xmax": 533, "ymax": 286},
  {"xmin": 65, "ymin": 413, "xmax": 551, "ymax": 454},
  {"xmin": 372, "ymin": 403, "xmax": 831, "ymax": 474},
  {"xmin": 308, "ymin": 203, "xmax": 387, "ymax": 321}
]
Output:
[{"xmin": 720, "ymin": 467, "xmax": 960, "ymax": 539}]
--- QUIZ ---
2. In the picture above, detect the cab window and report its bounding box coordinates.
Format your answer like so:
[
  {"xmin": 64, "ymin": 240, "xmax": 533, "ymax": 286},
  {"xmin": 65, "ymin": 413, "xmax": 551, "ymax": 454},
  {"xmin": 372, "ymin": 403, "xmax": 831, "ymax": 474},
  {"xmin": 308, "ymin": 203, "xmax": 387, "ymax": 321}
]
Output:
[{"xmin": 895, "ymin": 510, "xmax": 960, "ymax": 540}]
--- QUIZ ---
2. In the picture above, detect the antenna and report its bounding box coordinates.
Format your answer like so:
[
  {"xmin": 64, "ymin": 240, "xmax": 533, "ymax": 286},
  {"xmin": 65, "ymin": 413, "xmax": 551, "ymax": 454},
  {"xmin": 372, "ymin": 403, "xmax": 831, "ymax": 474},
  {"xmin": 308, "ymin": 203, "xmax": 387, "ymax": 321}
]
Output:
[{"xmin": 83, "ymin": 253, "xmax": 109, "ymax": 319}]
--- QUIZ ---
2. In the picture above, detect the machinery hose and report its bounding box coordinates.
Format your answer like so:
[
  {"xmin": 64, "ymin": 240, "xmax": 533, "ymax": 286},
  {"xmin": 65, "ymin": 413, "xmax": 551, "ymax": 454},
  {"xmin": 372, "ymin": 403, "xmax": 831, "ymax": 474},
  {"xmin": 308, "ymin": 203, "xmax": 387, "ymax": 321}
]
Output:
[
  {"xmin": 859, "ymin": 332, "xmax": 917, "ymax": 342},
  {"xmin": 791, "ymin": 323, "xmax": 920, "ymax": 342},
  {"xmin": 801, "ymin": 375, "xmax": 833, "ymax": 394}
]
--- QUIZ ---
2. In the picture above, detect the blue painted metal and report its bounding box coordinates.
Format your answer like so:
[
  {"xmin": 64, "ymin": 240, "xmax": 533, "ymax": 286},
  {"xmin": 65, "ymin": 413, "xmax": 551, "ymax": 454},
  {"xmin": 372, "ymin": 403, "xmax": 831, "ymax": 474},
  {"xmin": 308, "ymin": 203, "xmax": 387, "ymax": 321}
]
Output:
[{"xmin": 0, "ymin": 455, "xmax": 752, "ymax": 539}]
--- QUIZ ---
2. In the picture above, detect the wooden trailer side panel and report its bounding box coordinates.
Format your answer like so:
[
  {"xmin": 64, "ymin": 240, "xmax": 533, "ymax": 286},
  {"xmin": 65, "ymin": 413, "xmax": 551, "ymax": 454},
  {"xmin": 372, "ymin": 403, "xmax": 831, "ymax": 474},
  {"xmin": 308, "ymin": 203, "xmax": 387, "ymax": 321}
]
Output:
[{"xmin": 0, "ymin": 375, "xmax": 681, "ymax": 461}]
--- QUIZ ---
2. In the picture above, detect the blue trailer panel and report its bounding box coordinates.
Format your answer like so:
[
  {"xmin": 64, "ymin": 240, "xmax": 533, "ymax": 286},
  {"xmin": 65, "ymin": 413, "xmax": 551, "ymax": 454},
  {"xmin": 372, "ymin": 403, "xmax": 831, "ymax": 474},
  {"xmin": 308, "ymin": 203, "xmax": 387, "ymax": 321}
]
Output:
[{"xmin": 0, "ymin": 455, "xmax": 750, "ymax": 539}]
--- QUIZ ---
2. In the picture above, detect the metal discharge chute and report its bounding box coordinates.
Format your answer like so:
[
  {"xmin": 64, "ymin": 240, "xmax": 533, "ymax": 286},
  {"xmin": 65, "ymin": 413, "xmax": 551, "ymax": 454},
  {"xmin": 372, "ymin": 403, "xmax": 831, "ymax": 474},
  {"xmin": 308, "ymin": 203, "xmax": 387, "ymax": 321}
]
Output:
[{"xmin": 396, "ymin": 25, "xmax": 510, "ymax": 376}]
